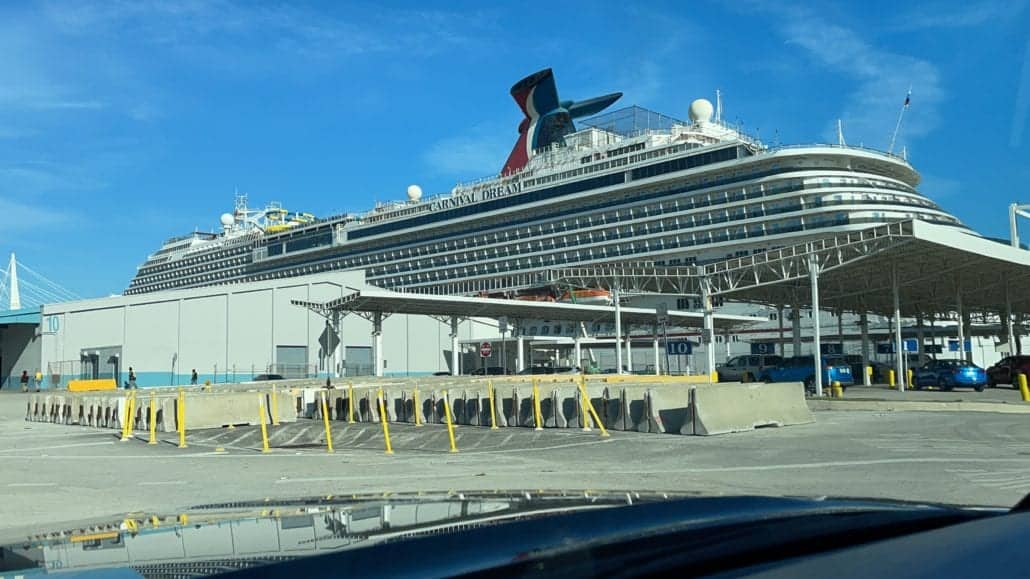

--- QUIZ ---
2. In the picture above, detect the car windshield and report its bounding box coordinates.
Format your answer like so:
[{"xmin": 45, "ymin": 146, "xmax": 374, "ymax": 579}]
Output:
[{"xmin": 2, "ymin": 2, "xmax": 1029, "ymax": 576}]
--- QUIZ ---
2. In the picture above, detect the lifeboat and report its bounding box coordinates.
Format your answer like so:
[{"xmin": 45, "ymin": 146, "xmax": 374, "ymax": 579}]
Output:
[{"xmin": 558, "ymin": 288, "xmax": 612, "ymax": 305}]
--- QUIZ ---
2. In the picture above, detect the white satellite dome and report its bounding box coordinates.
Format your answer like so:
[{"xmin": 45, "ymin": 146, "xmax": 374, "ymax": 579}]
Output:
[
  {"xmin": 688, "ymin": 98, "xmax": 714, "ymax": 124},
  {"xmin": 219, "ymin": 213, "xmax": 235, "ymax": 226},
  {"xmin": 406, "ymin": 184, "xmax": 423, "ymax": 201}
]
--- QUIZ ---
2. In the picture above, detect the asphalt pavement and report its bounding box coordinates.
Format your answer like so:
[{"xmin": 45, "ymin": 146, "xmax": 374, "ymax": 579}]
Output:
[{"xmin": 1, "ymin": 390, "xmax": 1028, "ymax": 542}]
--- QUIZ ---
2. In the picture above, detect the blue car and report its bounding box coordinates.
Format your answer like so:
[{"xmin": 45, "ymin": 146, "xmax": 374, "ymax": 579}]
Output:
[
  {"xmin": 759, "ymin": 355, "xmax": 854, "ymax": 391},
  {"xmin": 913, "ymin": 359, "xmax": 986, "ymax": 391}
]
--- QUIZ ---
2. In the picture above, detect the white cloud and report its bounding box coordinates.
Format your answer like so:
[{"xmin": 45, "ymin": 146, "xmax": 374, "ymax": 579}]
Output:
[
  {"xmin": 1012, "ymin": 38, "xmax": 1030, "ymax": 147},
  {"xmin": 894, "ymin": 0, "xmax": 1025, "ymax": 30},
  {"xmin": 0, "ymin": 195, "xmax": 75, "ymax": 238},
  {"xmin": 769, "ymin": 6, "xmax": 944, "ymax": 150},
  {"xmin": 423, "ymin": 125, "xmax": 511, "ymax": 179}
]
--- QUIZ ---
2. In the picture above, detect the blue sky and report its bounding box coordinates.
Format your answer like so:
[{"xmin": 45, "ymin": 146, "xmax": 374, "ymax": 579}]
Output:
[{"xmin": 1, "ymin": 0, "xmax": 1028, "ymax": 299}]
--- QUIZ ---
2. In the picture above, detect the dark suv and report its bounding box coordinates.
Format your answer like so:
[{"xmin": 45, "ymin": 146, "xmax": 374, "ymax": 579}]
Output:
[{"xmin": 986, "ymin": 355, "xmax": 1030, "ymax": 388}]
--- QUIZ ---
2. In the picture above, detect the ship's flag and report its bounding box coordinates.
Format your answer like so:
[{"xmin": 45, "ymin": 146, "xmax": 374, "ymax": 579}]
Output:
[{"xmin": 904, "ymin": 90, "xmax": 911, "ymax": 107}]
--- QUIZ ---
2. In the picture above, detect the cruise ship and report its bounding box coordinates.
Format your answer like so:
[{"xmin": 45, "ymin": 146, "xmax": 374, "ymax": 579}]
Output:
[{"xmin": 126, "ymin": 68, "xmax": 965, "ymax": 298}]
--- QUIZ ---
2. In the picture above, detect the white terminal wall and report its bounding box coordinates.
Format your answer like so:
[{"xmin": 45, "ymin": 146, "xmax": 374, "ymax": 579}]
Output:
[{"xmin": 39, "ymin": 271, "xmax": 489, "ymax": 384}]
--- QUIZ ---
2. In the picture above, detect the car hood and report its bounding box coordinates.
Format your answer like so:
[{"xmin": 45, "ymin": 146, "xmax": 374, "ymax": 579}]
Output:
[{"xmin": 0, "ymin": 490, "xmax": 1009, "ymax": 577}]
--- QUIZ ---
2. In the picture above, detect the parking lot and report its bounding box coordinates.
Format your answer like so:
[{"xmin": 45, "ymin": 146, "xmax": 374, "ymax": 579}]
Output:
[{"xmin": 2, "ymin": 388, "xmax": 1029, "ymax": 542}]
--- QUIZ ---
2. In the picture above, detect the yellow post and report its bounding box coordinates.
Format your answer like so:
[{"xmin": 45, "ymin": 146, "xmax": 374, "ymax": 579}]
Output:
[
  {"xmin": 888, "ymin": 369, "xmax": 896, "ymax": 388},
  {"xmin": 487, "ymin": 380, "xmax": 499, "ymax": 430},
  {"xmin": 347, "ymin": 381, "xmax": 356, "ymax": 424},
  {"xmin": 148, "ymin": 394, "xmax": 157, "ymax": 445},
  {"xmin": 866, "ymin": 365, "xmax": 873, "ymax": 379},
  {"xmin": 579, "ymin": 376, "xmax": 593, "ymax": 431},
  {"xmin": 377, "ymin": 389, "xmax": 394, "ymax": 455},
  {"xmin": 177, "ymin": 389, "xmax": 187, "ymax": 449},
  {"xmin": 320, "ymin": 391, "xmax": 334, "ymax": 453},
  {"xmin": 258, "ymin": 396, "xmax": 270, "ymax": 453},
  {"xmin": 907, "ymin": 369, "xmax": 914, "ymax": 389},
  {"xmin": 532, "ymin": 378, "xmax": 544, "ymax": 431},
  {"xmin": 832, "ymin": 381, "xmax": 843, "ymax": 398},
  {"xmin": 120, "ymin": 391, "xmax": 135, "ymax": 441},
  {"xmin": 442, "ymin": 390, "xmax": 458, "ymax": 453},
  {"xmin": 271, "ymin": 385, "xmax": 280, "ymax": 426},
  {"xmin": 412, "ymin": 386, "xmax": 423, "ymax": 427},
  {"xmin": 1019, "ymin": 372, "xmax": 1030, "ymax": 402},
  {"xmin": 577, "ymin": 378, "xmax": 609, "ymax": 437}
]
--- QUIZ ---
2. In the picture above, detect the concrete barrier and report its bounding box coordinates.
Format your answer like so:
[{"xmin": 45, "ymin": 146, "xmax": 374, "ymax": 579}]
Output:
[
  {"xmin": 690, "ymin": 382, "xmax": 813, "ymax": 436},
  {"xmin": 643, "ymin": 387, "xmax": 693, "ymax": 434},
  {"xmin": 544, "ymin": 389, "xmax": 568, "ymax": 428}
]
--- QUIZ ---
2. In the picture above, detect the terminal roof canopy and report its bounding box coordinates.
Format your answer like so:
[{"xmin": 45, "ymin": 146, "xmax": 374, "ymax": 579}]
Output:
[
  {"xmin": 547, "ymin": 220, "xmax": 1030, "ymax": 317},
  {"xmin": 291, "ymin": 288, "xmax": 760, "ymax": 329}
]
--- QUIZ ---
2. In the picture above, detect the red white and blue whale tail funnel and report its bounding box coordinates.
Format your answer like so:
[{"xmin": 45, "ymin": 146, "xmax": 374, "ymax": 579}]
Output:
[{"xmin": 501, "ymin": 68, "xmax": 621, "ymax": 175}]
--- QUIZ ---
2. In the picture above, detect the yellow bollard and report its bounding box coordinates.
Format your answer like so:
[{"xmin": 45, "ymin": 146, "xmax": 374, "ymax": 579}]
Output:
[
  {"xmin": 832, "ymin": 381, "xmax": 843, "ymax": 398},
  {"xmin": 1019, "ymin": 372, "xmax": 1030, "ymax": 402},
  {"xmin": 579, "ymin": 376, "xmax": 593, "ymax": 431},
  {"xmin": 121, "ymin": 391, "xmax": 136, "ymax": 441},
  {"xmin": 258, "ymin": 396, "xmax": 270, "ymax": 453},
  {"xmin": 487, "ymin": 380, "xmax": 499, "ymax": 430},
  {"xmin": 413, "ymin": 386, "xmax": 423, "ymax": 427},
  {"xmin": 177, "ymin": 389, "xmax": 187, "ymax": 449},
  {"xmin": 148, "ymin": 394, "xmax": 157, "ymax": 445},
  {"xmin": 577, "ymin": 378, "xmax": 609, "ymax": 437},
  {"xmin": 347, "ymin": 381, "xmax": 356, "ymax": 424},
  {"xmin": 532, "ymin": 379, "xmax": 544, "ymax": 431},
  {"xmin": 888, "ymin": 369, "xmax": 896, "ymax": 388},
  {"xmin": 271, "ymin": 385, "xmax": 280, "ymax": 426},
  {"xmin": 442, "ymin": 390, "xmax": 458, "ymax": 453},
  {"xmin": 377, "ymin": 389, "xmax": 394, "ymax": 455},
  {"xmin": 320, "ymin": 391, "xmax": 334, "ymax": 453},
  {"xmin": 178, "ymin": 513, "xmax": 188, "ymax": 526}
]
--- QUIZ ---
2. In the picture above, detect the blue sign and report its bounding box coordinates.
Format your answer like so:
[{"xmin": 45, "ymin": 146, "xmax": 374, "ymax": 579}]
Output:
[
  {"xmin": 903, "ymin": 339, "xmax": 918, "ymax": 353},
  {"xmin": 877, "ymin": 343, "xmax": 895, "ymax": 354},
  {"xmin": 750, "ymin": 342, "xmax": 777, "ymax": 355},
  {"xmin": 666, "ymin": 341, "xmax": 693, "ymax": 355},
  {"xmin": 947, "ymin": 339, "xmax": 972, "ymax": 352},
  {"xmin": 820, "ymin": 343, "xmax": 843, "ymax": 355}
]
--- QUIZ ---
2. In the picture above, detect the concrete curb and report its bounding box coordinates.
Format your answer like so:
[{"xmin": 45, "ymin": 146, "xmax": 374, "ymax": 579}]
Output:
[{"xmin": 808, "ymin": 399, "xmax": 1030, "ymax": 414}]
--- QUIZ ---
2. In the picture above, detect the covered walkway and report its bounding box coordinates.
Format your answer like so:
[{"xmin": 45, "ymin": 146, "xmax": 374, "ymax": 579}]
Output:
[
  {"xmin": 547, "ymin": 220, "xmax": 1030, "ymax": 394},
  {"xmin": 291, "ymin": 288, "xmax": 760, "ymax": 377}
]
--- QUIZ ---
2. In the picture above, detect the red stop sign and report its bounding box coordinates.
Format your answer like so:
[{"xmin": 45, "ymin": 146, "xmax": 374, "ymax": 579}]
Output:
[{"xmin": 479, "ymin": 342, "xmax": 493, "ymax": 358}]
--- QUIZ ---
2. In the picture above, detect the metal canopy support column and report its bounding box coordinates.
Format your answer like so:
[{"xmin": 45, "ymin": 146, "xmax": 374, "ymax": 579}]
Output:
[
  {"xmin": 574, "ymin": 336, "xmax": 582, "ymax": 371},
  {"xmin": 652, "ymin": 324, "xmax": 661, "ymax": 376},
  {"xmin": 332, "ymin": 311, "xmax": 343, "ymax": 378},
  {"xmin": 1005, "ymin": 276, "xmax": 1015, "ymax": 354},
  {"xmin": 892, "ymin": 263, "xmax": 906, "ymax": 391},
  {"xmin": 516, "ymin": 320, "xmax": 525, "ymax": 373},
  {"xmin": 701, "ymin": 277, "xmax": 716, "ymax": 381},
  {"xmin": 373, "ymin": 311, "xmax": 384, "ymax": 378},
  {"xmin": 778, "ymin": 305, "xmax": 785, "ymax": 357},
  {"xmin": 791, "ymin": 292, "xmax": 802, "ymax": 356},
  {"xmin": 613, "ymin": 287, "xmax": 623, "ymax": 374},
  {"xmin": 449, "ymin": 316, "xmax": 460, "ymax": 376},
  {"xmin": 955, "ymin": 278, "xmax": 966, "ymax": 364},
  {"xmin": 860, "ymin": 313, "xmax": 871, "ymax": 386},
  {"xmin": 624, "ymin": 325, "xmax": 633, "ymax": 373},
  {"xmin": 810, "ymin": 255, "xmax": 823, "ymax": 397}
]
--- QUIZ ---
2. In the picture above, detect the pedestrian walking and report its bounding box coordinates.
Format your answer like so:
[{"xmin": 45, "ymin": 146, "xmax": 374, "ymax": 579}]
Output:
[
  {"xmin": 191, "ymin": 369, "xmax": 198, "ymax": 385},
  {"xmin": 20, "ymin": 370, "xmax": 30, "ymax": 392},
  {"xmin": 128, "ymin": 367, "xmax": 137, "ymax": 389},
  {"xmin": 34, "ymin": 370, "xmax": 42, "ymax": 392}
]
